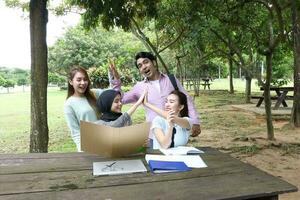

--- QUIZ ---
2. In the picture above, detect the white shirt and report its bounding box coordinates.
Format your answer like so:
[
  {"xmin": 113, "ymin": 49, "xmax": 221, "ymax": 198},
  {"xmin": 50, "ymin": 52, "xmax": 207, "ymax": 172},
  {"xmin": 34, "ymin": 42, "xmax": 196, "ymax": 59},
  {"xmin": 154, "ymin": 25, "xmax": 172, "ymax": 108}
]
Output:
[{"xmin": 150, "ymin": 116, "xmax": 192, "ymax": 149}]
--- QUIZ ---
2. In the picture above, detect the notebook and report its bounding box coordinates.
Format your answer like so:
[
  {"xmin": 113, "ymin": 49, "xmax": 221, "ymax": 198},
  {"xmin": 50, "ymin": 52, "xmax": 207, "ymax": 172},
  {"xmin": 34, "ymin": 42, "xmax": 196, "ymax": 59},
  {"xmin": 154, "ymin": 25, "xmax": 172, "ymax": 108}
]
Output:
[
  {"xmin": 93, "ymin": 159, "xmax": 147, "ymax": 176},
  {"xmin": 148, "ymin": 160, "xmax": 191, "ymax": 173},
  {"xmin": 145, "ymin": 154, "xmax": 208, "ymax": 168},
  {"xmin": 159, "ymin": 146, "xmax": 204, "ymax": 155}
]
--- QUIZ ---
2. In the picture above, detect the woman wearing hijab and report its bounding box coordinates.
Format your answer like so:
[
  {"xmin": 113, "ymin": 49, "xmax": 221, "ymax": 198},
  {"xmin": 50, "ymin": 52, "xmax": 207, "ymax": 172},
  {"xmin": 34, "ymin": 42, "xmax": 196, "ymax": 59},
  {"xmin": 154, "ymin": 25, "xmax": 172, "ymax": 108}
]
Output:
[{"xmin": 94, "ymin": 89, "xmax": 146, "ymax": 127}]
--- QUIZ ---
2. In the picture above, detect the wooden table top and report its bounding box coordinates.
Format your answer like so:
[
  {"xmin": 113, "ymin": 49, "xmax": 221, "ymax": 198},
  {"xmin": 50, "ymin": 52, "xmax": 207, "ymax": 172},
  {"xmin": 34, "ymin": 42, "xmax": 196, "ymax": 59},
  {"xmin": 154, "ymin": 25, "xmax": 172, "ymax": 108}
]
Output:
[{"xmin": 0, "ymin": 147, "xmax": 297, "ymax": 200}]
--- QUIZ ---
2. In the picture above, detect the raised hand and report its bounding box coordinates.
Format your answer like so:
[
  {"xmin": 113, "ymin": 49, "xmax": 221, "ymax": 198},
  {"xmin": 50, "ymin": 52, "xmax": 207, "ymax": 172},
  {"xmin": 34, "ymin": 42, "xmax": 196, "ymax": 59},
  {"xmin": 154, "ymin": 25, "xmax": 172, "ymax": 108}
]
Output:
[
  {"xmin": 127, "ymin": 89, "xmax": 147, "ymax": 116},
  {"xmin": 108, "ymin": 58, "xmax": 120, "ymax": 80},
  {"xmin": 137, "ymin": 89, "xmax": 148, "ymax": 105},
  {"xmin": 143, "ymin": 89, "xmax": 148, "ymax": 105}
]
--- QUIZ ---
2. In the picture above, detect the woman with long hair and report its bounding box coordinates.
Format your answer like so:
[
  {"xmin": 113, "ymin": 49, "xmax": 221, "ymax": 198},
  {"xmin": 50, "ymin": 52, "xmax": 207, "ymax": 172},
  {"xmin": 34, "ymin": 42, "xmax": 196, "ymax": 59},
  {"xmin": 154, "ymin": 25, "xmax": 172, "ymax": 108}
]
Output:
[
  {"xmin": 144, "ymin": 90, "xmax": 192, "ymax": 149},
  {"xmin": 64, "ymin": 66, "xmax": 120, "ymax": 151}
]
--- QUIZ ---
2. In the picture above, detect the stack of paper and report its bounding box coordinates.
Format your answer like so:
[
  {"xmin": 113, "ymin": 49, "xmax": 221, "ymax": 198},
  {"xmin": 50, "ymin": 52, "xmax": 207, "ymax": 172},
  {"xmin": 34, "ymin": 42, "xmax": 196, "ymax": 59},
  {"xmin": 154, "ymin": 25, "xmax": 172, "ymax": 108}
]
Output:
[
  {"xmin": 145, "ymin": 147, "xmax": 207, "ymax": 173},
  {"xmin": 145, "ymin": 154, "xmax": 207, "ymax": 169},
  {"xmin": 159, "ymin": 146, "xmax": 204, "ymax": 155}
]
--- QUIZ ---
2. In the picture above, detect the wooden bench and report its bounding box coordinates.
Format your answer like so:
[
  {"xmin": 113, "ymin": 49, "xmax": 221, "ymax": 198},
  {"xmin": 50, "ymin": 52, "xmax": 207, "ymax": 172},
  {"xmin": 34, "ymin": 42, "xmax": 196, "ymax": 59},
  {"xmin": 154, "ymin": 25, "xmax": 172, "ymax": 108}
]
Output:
[
  {"xmin": 251, "ymin": 95, "xmax": 294, "ymax": 110},
  {"xmin": 251, "ymin": 95, "xmax": 278, "ymax": 107},
  {"xmin": 201, "ymin": 83, "xmax": 211, "ymax": 90},
  {"xmin": 252, "ymin": 87, "xmax": 294, "ymax": 109},
  {"xmin": 185, "ymin": 79, "xmax": 194, "ymax": 90},
  {"xmin": 285, "ymin": 95, "xmax": 294, "ymax": 100},
  {"xmin": 201, "ymin": 78, "xmax": 211, "ymax": 90}
]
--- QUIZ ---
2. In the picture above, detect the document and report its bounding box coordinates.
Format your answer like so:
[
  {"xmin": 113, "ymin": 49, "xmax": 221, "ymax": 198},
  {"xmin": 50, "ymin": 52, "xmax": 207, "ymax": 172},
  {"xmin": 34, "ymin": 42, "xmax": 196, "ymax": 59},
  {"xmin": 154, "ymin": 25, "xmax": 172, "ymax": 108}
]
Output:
[
  {"xmin": 80, "ymin": 121, "xmax": 150, "ymax": 158},
  {"xmin": 93, "ymin": 159, "xmax": 147, "ymax": 176},
  {"xmin": 148, "ymin": 160, "xmax": 191, "ymax": 173},
  {"xmin": 145, "ymin": 154, "xmax": 207, "ymax": 168},
  {"xmin": 159, "ymin": 146, "xmax": 204, "ymax": 155}
]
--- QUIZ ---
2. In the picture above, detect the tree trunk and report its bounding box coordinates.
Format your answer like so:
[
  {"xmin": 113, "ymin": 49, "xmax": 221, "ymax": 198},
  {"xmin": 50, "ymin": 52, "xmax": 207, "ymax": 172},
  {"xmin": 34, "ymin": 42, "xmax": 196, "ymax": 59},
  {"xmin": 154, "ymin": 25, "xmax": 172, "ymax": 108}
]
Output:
[
  {"xmin": 228, "ymin": 54, "xmax": 234, "ymax": 94},
  {"xmin": 264, "ymin": 54, "xmax": 275, "ymax": 140},
  {"xmin": 29, "ymin": 0, "xmax": 49, "ymax": 153},
  {"xmin": 192, "ymin": 75, "xmax": 200, "ymax": 98},
  {"xmin": 175, "ymin": 56, "xmax": 184, "ymax": 85},
  {"xmin": 291, "ymin": 0, "xmax": 300, "ymax": 127},
  {"xmin": 245, "ymin": 75, "xmax": 252, "ymax": 103}
]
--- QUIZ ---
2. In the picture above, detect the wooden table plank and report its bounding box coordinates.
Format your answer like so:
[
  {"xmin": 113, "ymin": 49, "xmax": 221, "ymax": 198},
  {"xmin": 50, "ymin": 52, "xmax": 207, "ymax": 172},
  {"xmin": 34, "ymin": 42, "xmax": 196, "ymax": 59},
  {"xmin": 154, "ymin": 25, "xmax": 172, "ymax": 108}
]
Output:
[
  {"xmin": 0, "ymin": 148, "xmax": 219, "ymax": 174},
  {"xmin": 0, "ymin": 147, "xmax": 297, "ymax": 200},
  {"xmin": 0, "ymin": 153, "xmax": 239, "ymax": 195},
  {"xmin": 0, "ymin": 171, "xmax": 296, "ymax": 200}
]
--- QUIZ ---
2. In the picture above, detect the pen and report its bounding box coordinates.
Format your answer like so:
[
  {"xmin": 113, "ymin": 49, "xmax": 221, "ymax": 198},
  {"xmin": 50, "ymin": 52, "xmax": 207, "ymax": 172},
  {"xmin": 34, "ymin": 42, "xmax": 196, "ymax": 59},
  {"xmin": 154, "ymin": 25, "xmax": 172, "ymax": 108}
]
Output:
[{"xmin": 106, "ymin": 162, "xmax": 116, "ymax": 167}]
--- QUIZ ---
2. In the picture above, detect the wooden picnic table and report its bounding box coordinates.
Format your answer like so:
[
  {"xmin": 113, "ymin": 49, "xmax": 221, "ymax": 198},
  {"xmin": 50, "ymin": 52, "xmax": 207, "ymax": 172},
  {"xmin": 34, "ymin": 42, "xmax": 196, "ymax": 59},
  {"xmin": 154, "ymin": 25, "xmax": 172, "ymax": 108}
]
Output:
[
  {"xmin": 185, "ymin": 79, "xmax": 194, "ymax": 90},
  {"xmin": 0, "ymin": 147, "xmax": 297, "ymax": 200},
  {"xmin": 255, "ymin": 87, "xmax": 294, "ymax": 110},
  {"xmin": 201, "ymin": 78, "xmax": 211, "ymax": 90}
]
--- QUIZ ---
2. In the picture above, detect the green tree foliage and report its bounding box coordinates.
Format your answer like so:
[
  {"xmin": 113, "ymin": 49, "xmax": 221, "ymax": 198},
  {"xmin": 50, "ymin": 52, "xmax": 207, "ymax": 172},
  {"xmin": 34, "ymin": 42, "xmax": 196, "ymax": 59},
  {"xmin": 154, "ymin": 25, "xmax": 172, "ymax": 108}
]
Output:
[
  {"xmin": 48, "ymin": 72, "xmax": 65, "ymax": 86},
  {"xmin": 88, "ymin": 67, "xmax": 109, "ymax": 88},
  {"xmin": 13, "ymin": 68, "xmax": 30, "ymax": 86},
  {"xmin": 48, "ymin": 25, "xmax": 144, "ymax": 82},
  {"xmin": 0, "ymin": 75, "xmax": 6, "ymax": 86},
  {"xmin": 0, "ymin": 74, "xmax": 15, "ymax": 93},
  {"xmin": 68, "ymin": 0, "xmax": 158, "ymax": 30},
  {"xmin": 270, "ymin": 45, "xmax": 293, "ymax": 86},
  {"xmin": 2, "ymin": 79, "xmax": 15, "ymax": 88},
  {"xmin": 0, "ymin": 67, "xmax": 29, "ymax": 87}
]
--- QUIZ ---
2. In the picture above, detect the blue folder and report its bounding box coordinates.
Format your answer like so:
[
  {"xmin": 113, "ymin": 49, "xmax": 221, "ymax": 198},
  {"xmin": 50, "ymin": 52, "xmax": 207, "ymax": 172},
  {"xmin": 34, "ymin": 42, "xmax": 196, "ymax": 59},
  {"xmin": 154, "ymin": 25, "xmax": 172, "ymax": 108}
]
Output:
[{"xmin": 148, "ymin": 160, "xmax": 191, "ymax": 173}]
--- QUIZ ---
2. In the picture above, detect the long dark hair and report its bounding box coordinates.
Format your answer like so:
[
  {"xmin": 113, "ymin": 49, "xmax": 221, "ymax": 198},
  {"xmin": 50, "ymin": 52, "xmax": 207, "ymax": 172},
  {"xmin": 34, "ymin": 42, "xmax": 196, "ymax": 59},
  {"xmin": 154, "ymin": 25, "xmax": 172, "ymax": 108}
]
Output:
[
  {"xmin": 169, "ymin": 90, "xmax": 189, "ymax": 117},
  {"xmin": 67, "ymin": 67, "xmax": 99, "ymax": 117}
]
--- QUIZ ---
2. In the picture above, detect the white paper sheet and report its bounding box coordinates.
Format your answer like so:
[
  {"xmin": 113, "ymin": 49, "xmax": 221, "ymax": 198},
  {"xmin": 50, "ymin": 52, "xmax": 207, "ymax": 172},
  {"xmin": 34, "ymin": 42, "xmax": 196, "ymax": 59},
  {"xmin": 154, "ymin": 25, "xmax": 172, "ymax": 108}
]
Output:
[
  {"xmin": 159, "ymin": 146, "xmax": 204, "ymax": 155},
  {"xmin": 145, "ymin": 154, "xmax": 207, "ymax": 168},
  {"xmin": 93, "ymin": 159, "xmax": 147, "ymax": 176}
]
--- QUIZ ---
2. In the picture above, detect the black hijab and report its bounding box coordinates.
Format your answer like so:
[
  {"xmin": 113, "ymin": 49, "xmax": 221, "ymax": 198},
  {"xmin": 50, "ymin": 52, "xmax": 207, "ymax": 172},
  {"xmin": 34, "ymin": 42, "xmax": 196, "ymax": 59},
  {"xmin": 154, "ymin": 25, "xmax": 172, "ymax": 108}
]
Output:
[{"xmin": 96, "ymin": 90, "xmax": 122, "ymax": 122}]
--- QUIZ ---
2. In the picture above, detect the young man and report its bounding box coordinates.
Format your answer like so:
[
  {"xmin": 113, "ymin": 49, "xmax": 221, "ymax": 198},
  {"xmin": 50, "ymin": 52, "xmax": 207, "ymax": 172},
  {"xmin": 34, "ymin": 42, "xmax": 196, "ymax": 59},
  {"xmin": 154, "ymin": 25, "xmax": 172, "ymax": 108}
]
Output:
[{"xmin": 122, "ymin": 52, "xmax": 201, "ymax": 145}]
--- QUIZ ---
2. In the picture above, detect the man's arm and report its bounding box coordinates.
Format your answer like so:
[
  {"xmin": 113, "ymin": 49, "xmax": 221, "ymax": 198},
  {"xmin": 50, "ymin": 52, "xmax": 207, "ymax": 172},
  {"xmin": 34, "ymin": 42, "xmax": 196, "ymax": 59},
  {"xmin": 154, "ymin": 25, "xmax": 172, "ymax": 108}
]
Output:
[
  {"xmin": 108, "ymin": 59, "xmax": 140, "ymax": 104},
  {"xmin": 121, "ymin": 83, "xmax": 140, "ymax": 104}
]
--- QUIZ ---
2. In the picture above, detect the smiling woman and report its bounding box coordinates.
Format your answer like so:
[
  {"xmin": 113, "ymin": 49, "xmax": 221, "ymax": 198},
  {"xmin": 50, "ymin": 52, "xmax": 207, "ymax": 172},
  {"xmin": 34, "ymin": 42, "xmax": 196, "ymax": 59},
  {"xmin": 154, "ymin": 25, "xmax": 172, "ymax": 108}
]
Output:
[
  {"xmin": 0, "ymin": 1, "xmax": 80, "ymax": 69},
  {"xmin": 64, "ymin": 66, "xmax": 121, "ymax": 152}
]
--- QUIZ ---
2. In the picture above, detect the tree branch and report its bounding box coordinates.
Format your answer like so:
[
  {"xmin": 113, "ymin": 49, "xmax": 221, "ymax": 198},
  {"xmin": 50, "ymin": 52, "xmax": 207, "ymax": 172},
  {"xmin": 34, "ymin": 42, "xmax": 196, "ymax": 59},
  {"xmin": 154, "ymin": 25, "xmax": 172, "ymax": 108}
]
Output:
[{"xmin": 158, "ymin": 29, "xmax": 185, "ymax": 54}]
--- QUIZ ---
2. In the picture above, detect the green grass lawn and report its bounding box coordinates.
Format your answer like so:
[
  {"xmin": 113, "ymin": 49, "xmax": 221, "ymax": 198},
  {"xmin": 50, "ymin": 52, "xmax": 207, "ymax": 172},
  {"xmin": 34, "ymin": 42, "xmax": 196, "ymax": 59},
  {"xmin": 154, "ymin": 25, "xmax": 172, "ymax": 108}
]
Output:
[
  {"xmin": 0, "ymin": 87, "xmax": 148, "ymax": 153},
  {"xmin": 0, "ymin": 78, "xmax": 286, "ymax": 153},
  {"xmin": 208, "ymin": 78, "xmax": 261, "ymax": 92}
]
